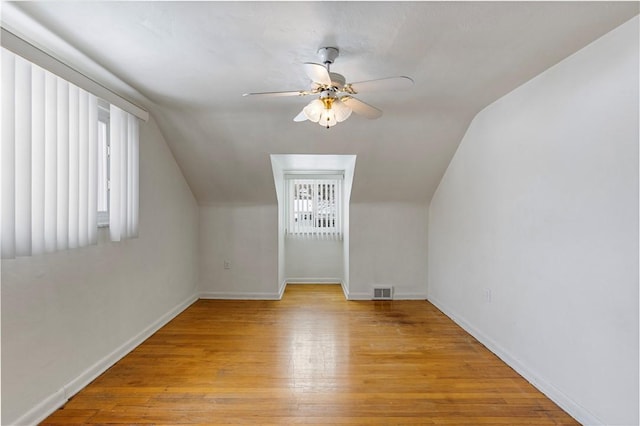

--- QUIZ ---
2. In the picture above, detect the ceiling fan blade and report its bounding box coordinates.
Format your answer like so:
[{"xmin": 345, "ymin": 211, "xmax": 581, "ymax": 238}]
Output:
[
  {"xmin": 293, "ymin": 109, "xmax": 308, "ymax": 122},
  {"xmin": 243, "ymin": 90, "xmax": 310, "ymax": 97},
  {"xmin": 341, "ymin": 96, "xmax": 382, "ymax": 119},
  {"xmin": 303, "ymin": 62, "xmax": 332, "ymax": 86},
  {"xmin": 345, "ymin": 76, "xmax": 414, "ymax": 94}
]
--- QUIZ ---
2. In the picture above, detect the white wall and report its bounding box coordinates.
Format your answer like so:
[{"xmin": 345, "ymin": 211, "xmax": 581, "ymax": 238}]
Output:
[
  {"xmin": 277, "ymin": 203, "xmax": 286, "ymax": 292},
  {"xmin": 341, "ymin": 201, "xmax": 350, "ymax": 295},
  {"xmin": 428, "ymin": 17, "xmax": 638, "ymax": 426},
  {"xmin": 199, "ymin": 204, "xmax": 279, "ymax": 299},
  {"xmin": 1, "ymin": 115, "xmax": 200, "ymax": 425},
  {"xmin": 197, "ymin": 202, "xmax": 427, "ymax": 301},
  {"xmin": 284, "ymin": 238, "xmax": 343, "ymax": 283},
  {"xmin": 349, "ymin": 202, "xmax": 428, "ymax": 299}
]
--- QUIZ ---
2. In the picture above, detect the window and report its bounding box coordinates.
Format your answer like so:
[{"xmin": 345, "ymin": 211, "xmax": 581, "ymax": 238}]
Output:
[
  {"xmin": 1, "ymin": 47, "xmax": 139, "ymax": 259},
  {"xmin": 285, "ymin": 176, "xmax": 342, "ymax": 239}
]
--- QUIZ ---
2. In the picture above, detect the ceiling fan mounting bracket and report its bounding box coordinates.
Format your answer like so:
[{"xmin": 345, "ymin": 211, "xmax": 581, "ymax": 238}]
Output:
[{"xmin": 318, "ymin": 47, "xmax": 339, "ymax": 65}]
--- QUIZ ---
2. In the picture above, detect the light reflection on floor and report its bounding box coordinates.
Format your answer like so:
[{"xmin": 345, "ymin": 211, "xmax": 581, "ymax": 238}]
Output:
[{"xmin": 282, "ymin": 285, "xmax": 348, "ymax": 394}]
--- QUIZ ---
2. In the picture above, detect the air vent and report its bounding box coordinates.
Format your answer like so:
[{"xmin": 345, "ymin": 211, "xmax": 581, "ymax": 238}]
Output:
[{"xmin": 373, "ymin": 286, "xmax": 393, "ymax": 300}]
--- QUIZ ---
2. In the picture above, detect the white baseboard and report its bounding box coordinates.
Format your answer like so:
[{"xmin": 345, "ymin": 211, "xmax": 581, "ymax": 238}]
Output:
[
  {"xmin": 12, "ymin": 293, "xmax": 198, "ymax": 426},
  {"xmin": 200, "ymin": 281, "xmax": 343, "ymax": 301},
  {"xmin": 278, "ymin": 280, "xmax": 287, "ymax": 299},
  {"xmin": 347, "ymin": 291, "xmax": 372, "ymax": 300},
  {"xmin": 395, "ymin": 292, "xmax": 428, "ymax": 300},
  {"xmin": 10, "ymin": 388, "xmax": 66, "ymax": 426},
  {"xmin": 199, "ymin": 291, "xmax": 281, "ymax": 300},
  {"xmin": 427, "ymin": 295, "xmax": 601, "ymax": 426},
  {"xmin": 347, "ymin": 291, "xmax": 428, "ymax": 300},
  {"xmin": 285, "ymin": 278, "xmax": 343, "ymax": 284},
  {"xmin": 340, "ymin": 281, "xmax": 349, "ymax": 299}
]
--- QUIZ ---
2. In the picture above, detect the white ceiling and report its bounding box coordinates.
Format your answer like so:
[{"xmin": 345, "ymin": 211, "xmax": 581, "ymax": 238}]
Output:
[{"xmin": 7, "ymin": 1, "xmax": 639, "ymax": 204}]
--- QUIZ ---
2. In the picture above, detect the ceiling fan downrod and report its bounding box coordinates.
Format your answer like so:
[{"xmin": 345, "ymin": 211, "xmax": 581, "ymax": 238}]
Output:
[{"xmin": 318, "ymin": 46, "xmax": 339, "ymax": 71}]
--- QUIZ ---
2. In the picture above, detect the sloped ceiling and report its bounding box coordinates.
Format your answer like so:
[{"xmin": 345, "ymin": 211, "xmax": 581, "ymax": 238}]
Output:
[{"xmin": 8, "ymin": 1, "xmax": 639, "ymax": 204}]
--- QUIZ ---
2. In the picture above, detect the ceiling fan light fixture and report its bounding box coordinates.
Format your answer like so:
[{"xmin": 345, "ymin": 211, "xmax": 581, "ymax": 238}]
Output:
[
  {"xmin": 317, "ymin": 97, "xmax": 338, "ymax": 128},
  {"xmin": 302, "ymin": 95, "xmax": 352, "ymax": 128},
  {"xmin": 332, "ymin": 98, "xmax": 352, "ymax": 122},
  {"xmin": 318, "ymin": 109, "xmax": 337, "ymax": 128},
  {"xmin": 303, "ymin": 98, "xmax": 324, "ymax": 122}
]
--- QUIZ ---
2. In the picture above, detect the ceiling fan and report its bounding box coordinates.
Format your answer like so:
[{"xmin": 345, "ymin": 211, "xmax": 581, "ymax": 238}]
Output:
[{"xmin": 243, "ymin": 47, "xmax": 414, "ymax": 128}]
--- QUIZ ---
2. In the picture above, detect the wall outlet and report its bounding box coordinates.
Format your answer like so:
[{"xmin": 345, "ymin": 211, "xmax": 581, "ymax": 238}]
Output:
[
  {"xmin": 224, "ymin": 260, "xmax": 231, "ymax": 270},
  {"xmin": 483, "ymin": 288, "xmax": 492, "ymax": 303}
]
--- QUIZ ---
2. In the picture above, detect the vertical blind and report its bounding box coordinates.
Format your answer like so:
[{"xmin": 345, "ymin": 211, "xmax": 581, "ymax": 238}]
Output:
[
  {"xmin": 109, "ymin": 105, "xmax": 139, "ymax": 241},
  {"xmin": 285, "ymin": 178, "xmax": 342, "ymax": 239},
  {"xmin": 1, "ymin": 48, "xmax": 139, "ymax": 259}
]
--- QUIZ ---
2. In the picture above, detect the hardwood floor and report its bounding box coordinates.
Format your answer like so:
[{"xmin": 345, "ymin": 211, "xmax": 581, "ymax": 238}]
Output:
[{"xmin": 42, "ymin": 285, "xmax": 577, "ymax": 425}]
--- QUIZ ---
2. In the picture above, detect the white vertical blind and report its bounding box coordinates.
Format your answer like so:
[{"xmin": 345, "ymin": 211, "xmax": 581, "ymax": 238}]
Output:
[
  {"xmin": 1, "ymin": 48, "xmax": 102, "ymax": 258},
  {"xmin": 97, "ymin": 121, "xmax": 108, "ymax": 213},
  {"xmin": 56, "ymin": 79, "xmax": 70, "ymax": 251},
  {"xmin": 284, "ymin": 177, "xmax": 342, "ymax": 240},
  {"xmin": 15, "ymin": 54, "xmax": 32, "ymax": 256},
  {"xmin": 109, "ymin": 105, "xmax": 139, "ymax": 241},
  {"xmin": 2, "ymin": 50, "xmax": 17, "ymax": 258},
  {"xmin": 32, "ymin": 66, "xmax": 45, "ymax": 255},
  {"xmin": 336, "ymin": 179, "xmax": 341, "ymax": 238},
  {"xmin": 43, "ymin": 72, "xmax": 57, "ymax": 252},
  {"xmin": 68, "ymin": 85, "xmax": 79, "ymax": 249},
  {"xmin": 87, "ymin": 96, "xmax": 98, "ymax": 244}
]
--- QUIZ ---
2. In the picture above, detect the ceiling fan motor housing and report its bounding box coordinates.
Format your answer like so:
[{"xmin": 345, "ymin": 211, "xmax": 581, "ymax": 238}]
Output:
[{"xmin": 329, "ymin": 72, "xmax": 345, "ymax": 90}]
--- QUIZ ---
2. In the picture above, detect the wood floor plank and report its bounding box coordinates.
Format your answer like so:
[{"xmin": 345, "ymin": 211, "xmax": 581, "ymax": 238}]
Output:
[{"xmin": 41, "ymin": 285, "xmax": 578, "ymax": 425}]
